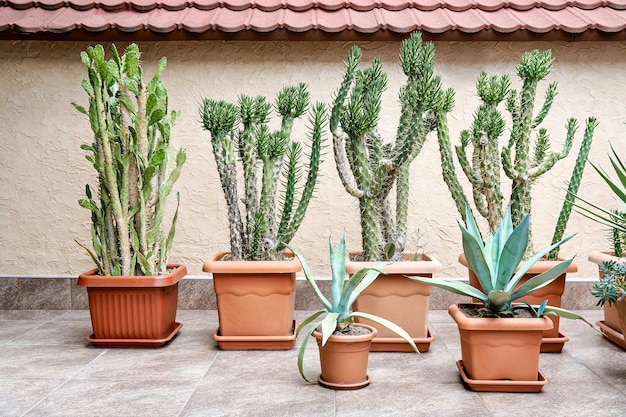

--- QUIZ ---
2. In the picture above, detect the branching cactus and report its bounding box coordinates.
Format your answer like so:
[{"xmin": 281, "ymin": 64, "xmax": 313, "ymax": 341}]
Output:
[
  {"xmin": 73, "ymin": 44, "xmax": 186, "ymax": 276},
  {"xmin": 437, "ymin": 49, "xmax": 597, "ymax": 259},
  {"xmin": 331, "ymin": 32, "xmax": 446, "ymax": 261},
  {"xmin": 200, "ymin": 83, "xmax": 326, "ymax": 261}
]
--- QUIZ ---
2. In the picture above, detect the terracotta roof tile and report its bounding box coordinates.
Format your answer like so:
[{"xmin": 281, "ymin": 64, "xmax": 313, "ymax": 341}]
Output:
[{"xmin": 1, "ymin": 0, "xmax": 625, "ymax": 40}]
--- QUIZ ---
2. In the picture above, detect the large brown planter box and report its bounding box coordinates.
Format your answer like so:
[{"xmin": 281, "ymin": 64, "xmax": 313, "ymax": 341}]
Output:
[{"xmin": 77, "ymin": 264, "xmax": 186, "ymax": 348}]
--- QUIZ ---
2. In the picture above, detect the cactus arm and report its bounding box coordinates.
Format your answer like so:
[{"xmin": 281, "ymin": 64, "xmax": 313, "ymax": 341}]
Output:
[
  {"xmin": 200, "ymin": 99, "xmax": 243, "ymax": 260},
  {"xmin": 436, "ymin": 89, "xmax": 469, "ymax": 223},
  {"xmin": 277, "ymin": 103, "xmax": 326, "ymax": 250},
  {"xmin": 332, "ymin": 130, "xmax": 364, "ymax": 198},
  {"xmin": 548, "ymin": 116, "xmax": 598, "ymax": 260},
  {"xmin": 532, "ymin": 82, "xmax": 557, "ymax": 129}
]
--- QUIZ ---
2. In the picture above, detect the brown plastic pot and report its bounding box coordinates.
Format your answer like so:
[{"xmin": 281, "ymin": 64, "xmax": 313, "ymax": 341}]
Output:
[
  {"xmin": 203, "ymin": 251, "xmax": 300, "ymax": 350},
  {"xmin": 459, "ymin": 253, "xmax": 576, "ymax": 352},
  {"xmin": 347, "ymin": 253, "xmax": 441, "ymax": 352},
  {"xmin": 449, "ymin": 303, "xmax": 553, "ymax": 383},
  {"xmin": 588, "ymin": 251, "xmax": 623, "ymax": 331},
  {"xmin": 77, "ymin": 264, "xmax": 187, "ymax": 348},
  {"xmin": 589, "ymin": 251, "xmax": 626, "ymax": 349},
  {"xmin": 313, "ymin": 323, "xmax": 377, "ymax": 390}
]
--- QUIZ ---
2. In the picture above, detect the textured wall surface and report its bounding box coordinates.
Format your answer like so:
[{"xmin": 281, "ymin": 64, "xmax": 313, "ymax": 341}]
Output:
[{"xmin": 1, "ymin": 40, "xmax": 625, "ymax": 279}]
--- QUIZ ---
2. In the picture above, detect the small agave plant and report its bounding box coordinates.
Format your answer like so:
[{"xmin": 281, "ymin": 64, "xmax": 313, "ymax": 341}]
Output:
[
  {"xmin": 411, "ymin": 204, "xmax": 583, "ymax": 319},
  {"xmin": 288, "ymin": 234, "xmax": 418, "ymax": 384}
]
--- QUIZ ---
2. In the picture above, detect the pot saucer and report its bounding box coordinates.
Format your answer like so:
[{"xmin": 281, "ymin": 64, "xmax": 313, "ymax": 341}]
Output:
[
  {"xmin": 597, "ymin": 320, "xmax": 626, "ymax": 349},
  {"xmin": 369, "ymin": 327, "xmax": 435, "ymax": 352},
  {"xmin": 213, "ymin": 320, "xmax": 297, "ymax": 350},
  {"xmin": 541, "ymin": 333, "xmax": 569, "ymax": 353},
  {"xmin": 456, "ymin": 360, "xmax": 547, "ymax": 393},
  {"xmin": 317, "ymin": 374, "xmax": 371, "ymax": 390},
  {"xmin": 87, "ymin": 322, "xmax": 183, "ymax": 348}
]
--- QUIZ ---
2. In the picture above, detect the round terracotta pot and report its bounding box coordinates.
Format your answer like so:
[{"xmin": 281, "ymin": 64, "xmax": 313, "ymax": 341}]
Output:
[{"xmin": 312, "ymin": 323, "xmax": 377, "ymax": 390}]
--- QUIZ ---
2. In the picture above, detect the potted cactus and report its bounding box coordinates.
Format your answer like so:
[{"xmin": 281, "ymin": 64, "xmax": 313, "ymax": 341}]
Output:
[
  {"xmin": 74, "ymin": 44, "xmax": 187, "ymax": 348},
  {"xmin": 410, "ymin": 205, "xmax": 590, "ymax": 392},
  {"xmin": 330, "ymin": 32, "xmax": 443, "ymax": 352},
  {"xmin": 199, "ymin": 84, "xmax": 325, "ymax": 349},
  {"xmin": 288, "ymin": 234, "xmax": 418, "ymax": 390},
  {"xmin": 576, "ymin": 145, "xmax": 626, "ymax": 347},
  {"xmin": 435, "ymin": 49, "xmax": 598, "ymax": 352}
]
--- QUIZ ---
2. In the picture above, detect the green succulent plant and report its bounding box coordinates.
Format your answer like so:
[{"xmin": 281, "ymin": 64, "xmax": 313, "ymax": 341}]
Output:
[
  {"xmin": 436, "ymin": 49, "xmax": 598, "ymax": 260},
  {"xmin": 591, "ymin": 260, "xmax": 626, "ymax": 307},
  {"xmin": 200, "ymin": 84, "xmax": 325, "ymax": 261},
  {"xmin": 410, "ymin": 204, "xmax": 582, "ymax": 319},
  {"xmin": 331, "ymin": 32, "xmax": 445, "ymax": 261},
  {"xmin": 288, "ymin": 234, "xmax": 418, "ymax": 384},
  {"xmin": 73, "ymin": 44, "xmax": 186, "ymax": 276}
]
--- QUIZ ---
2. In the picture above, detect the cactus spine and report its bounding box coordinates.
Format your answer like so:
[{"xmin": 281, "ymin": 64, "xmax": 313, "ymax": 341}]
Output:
[
  {"xmin": 74, "ymin": 44, "xmax": 186, "ymax": 276},
  {"xmin": 331, "ymin": 32, "xmax": 444, "ymax": 261},
  {"xmin": 200, "ymin": 84, "xmax": 325, "ymax": 261},
  {"xmin": 437, "ymin": 49, "xmax": 597, "ymax": 259}
]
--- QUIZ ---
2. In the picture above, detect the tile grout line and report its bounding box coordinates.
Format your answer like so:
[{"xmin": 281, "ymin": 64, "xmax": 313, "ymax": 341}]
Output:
[
  {"xmin": 19, "ymin": 348, "xmax": 110, "ymax": 416},
  {"xmin": 175, "ymin": 347, "xmax": 221, "ymax": 417}
]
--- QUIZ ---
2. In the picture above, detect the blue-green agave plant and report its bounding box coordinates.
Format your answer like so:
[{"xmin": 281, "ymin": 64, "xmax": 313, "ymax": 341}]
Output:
[
  {"xmin": 411, "ymin": 204, "xmax": 582, "ymax": 319},
  {"xmin": 288, "ymin": 234, "xmax": 418, "ymax": 384}
]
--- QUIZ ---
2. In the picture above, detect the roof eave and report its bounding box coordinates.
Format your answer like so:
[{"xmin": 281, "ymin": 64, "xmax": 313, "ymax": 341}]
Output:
[{"xmin": 1, "ymin": 28, "xmax": 625, "ymax": 42}]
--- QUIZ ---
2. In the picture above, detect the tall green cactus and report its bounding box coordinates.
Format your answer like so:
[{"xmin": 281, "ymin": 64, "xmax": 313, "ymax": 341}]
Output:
[
  {"xmin": 331, "ymin": 32, "xmax": 445, "ymax": 261},
  {"xmin": 200, "ymin": 83, "xmax": 326, "ymax": 261},
  {"xmin": 73, "ymin": 44, "xmax": 186, "ymax": 276},
  {"xmin": 437, "ymin": 49, "xmax": 597, "ymax": 259}
]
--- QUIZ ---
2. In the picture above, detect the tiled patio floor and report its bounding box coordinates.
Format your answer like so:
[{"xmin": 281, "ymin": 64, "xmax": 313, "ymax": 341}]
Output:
[{"xmin": 0, "ymin": 309, "xmax": 624, "ymax": 416}]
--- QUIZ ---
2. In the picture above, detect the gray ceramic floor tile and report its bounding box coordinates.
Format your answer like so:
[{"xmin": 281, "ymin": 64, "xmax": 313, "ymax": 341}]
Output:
[
  {"xmin": 181, "ymin": 378, "xmax": 335, "ymax": 417},
  {"xmin": 0, "ymin": 378, "xmax": 65, "ymax": 417},
  {"xmin": 8, "ymin": 319, "xmax": 94, "ymax": 346},
  {"xmin": 24, "ymin": 379, "xmax": 196, "ymax": 417},
  {"xmin": 479, "ymin": 381, "xmax": 626, "ymax": 417},
  {"xmin": 0, "ymin": 320, "xmax": 45, "ymax": 344},
  {"xmin": 0, "ymin": 310, "xmax": 65, "ymax": 321},
  {"xmin": 0, "ymin": 345, "xmax": 104, "ymax": 378},
  {"xmin": 335, "ymin": 382, "xmax": 491, "ymax": 417},
  {"xmin": 75, "ymin": 345, "xmax": 218, "ymax": 381}
]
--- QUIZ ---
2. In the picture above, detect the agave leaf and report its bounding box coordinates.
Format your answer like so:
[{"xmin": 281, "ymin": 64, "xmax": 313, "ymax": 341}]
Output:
[
  {"xmin": 297, "ymin": 319, "xmax": 323, "ymax": 384},
  {"xmin": 296, "ymin": 309, "xmax": 326, "ymax": 337},
  {"xmin": 593, "ymin": 162, "xmax": 626, "ymax": 205},
  {"xmin": 409, "ymin": 277, "xmax": 488, "ymax": 302},
  {"xmin": 510, "ymin": 257, "xmax": 573, "ymax": 301},
  {"xmin": 573, "ymin": 196, "xmax": 626, "ymax": 233},
  {"xmin": 459, "ymin": 224, "xmax": 493, "ymax": 293},
  {"xmin": 507, "ymin": 234, "xmax": 575, "ymax": 291},
  {"xmin": 341, "ymin": 265, "xmax": 385, "ymax": 313},
  {"xmin": 495, "ymin": 214, "xmax": 530, "ymax": 290},
  {"xmin": 288, "ymin": 244, "xmax": 332, "ymax": 311},
  {"xmin": 320, "ymin": 312, "xmax": 340, "ymax": 346},
  {"xmin": 350, "ymin": 311, "xmax": 419, "ymax": 353},
  {"xmin": 329, "ymin": 234, "xmax": 347, "ymax": 310}
]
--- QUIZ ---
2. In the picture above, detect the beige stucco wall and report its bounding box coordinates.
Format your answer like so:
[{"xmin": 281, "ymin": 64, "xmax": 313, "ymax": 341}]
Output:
[{"xmin": 1, "ymin": 39, "xmax": 625, "ymax": 279}]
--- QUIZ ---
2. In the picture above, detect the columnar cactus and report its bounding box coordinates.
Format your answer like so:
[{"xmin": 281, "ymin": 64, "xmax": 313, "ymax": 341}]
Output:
[
  {"xmin": 74, "ymin": 44, "xmax": 186, "ymax": 276},
  {"xmin": 437, "ymin": 49, "xmax": 597, "ymax": 259},
  {"xmin": 200, "ymin": 83, "xmax": 325, "ymax": 261},
  {"xmin": 331, "ymin": 32, "xmax": 446, "ymax": 261}
]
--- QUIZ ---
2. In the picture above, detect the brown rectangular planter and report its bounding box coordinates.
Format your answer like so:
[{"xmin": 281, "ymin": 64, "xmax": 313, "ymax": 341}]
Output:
[
  {"xmin": 77, "ymin": 264, "xmax": 186, "ymax": 348},
  {"xmin": 450, "ymin": 303, "xmax": 552, "ymax": 392},
  {"xmin": 460, "ymin": 253, "xmax": 576, "ymax": 352},
  {"xmin": 203, "ymin": 251, "xmax": 300, "ymax": 350},
  {"xmin": 347, "ymin": 253, "xmax": 442, "ymax": 352}
]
